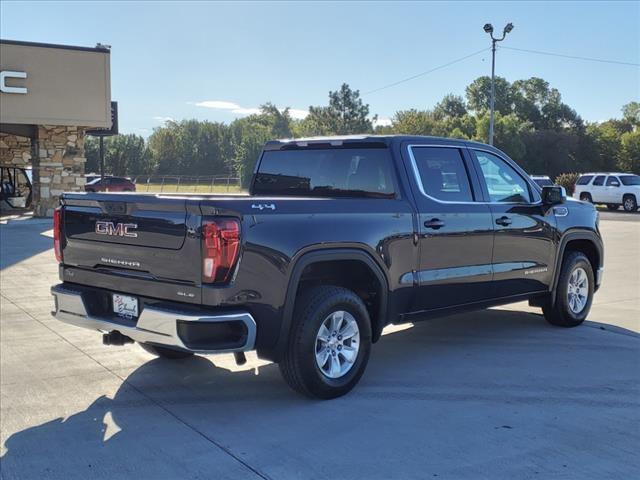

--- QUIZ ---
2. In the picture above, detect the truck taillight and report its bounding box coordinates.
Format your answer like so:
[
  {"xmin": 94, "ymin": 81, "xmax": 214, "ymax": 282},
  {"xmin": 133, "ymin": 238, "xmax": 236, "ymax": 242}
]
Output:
[
  {"xmin": 53, "ymin": 206, "xmax": 63, "ymax": 263},
  {"xmin": 202, "ymin": 218, "xmax": 240, "ymax": 284}
]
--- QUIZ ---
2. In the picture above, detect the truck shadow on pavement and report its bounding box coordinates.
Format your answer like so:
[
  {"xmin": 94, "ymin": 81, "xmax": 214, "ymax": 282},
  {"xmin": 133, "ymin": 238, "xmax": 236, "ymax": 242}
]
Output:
[
  {"xmin": 2, "ymin": 309, "xmax": 639, "ymax": 479},
  {"xmin": 0, "ymin": 220, "xmax": 54, "ymax": 270}
]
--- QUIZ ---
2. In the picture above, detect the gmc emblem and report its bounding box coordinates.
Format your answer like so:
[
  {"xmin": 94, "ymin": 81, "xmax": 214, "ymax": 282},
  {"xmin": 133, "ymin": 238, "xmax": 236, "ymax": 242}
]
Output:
[{"xmin": 95, "ymin": 221, "xmax": 138, "ymax": 238}]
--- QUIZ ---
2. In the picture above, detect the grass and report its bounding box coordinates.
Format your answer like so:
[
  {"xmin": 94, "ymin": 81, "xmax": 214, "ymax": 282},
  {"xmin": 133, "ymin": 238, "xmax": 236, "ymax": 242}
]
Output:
[{"xmin": 135, "ymin": 182, "xmax": 245, "ymax": 194}]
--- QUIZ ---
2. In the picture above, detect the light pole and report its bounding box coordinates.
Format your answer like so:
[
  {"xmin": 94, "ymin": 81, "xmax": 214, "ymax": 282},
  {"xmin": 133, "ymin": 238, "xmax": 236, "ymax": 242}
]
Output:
[{"xmin": 484, "ymin": 22, "xmax": 514, "ymax": 145}]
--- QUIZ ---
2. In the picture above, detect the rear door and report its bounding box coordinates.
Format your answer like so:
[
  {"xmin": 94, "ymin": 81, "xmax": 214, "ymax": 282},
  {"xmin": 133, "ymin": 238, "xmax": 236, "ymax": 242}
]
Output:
[
  {"xmin": 470, "ymin": 149, "xmax": 555, "ymax": 297},
  {"xmin": 591, "ymin": 175, "xmax": 606, "ymax": 202},
  {"xmin": 404, "ymin": 144, "xmax": 495, "ymax": 311}
]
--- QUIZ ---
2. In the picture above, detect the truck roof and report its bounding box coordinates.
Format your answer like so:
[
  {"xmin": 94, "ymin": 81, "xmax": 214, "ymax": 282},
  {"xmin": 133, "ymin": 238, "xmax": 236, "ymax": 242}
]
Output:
[{"xmin": 264, "ymin": 135, "xmax": 498, "ymax": 151}]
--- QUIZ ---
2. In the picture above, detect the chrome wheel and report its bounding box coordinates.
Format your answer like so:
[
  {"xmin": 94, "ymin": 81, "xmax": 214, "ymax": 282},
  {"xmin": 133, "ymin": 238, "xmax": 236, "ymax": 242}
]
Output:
[
  {"xmin": 567, "ymin": 267, "xmax": 589, "ymax": 314},
  {"xmin": 315, "ymin": 310, "xmax": 360, "ymax": 379},
  {"xmin": 624, "ymin": 197, "xmax": 636, "ymax": 212}
]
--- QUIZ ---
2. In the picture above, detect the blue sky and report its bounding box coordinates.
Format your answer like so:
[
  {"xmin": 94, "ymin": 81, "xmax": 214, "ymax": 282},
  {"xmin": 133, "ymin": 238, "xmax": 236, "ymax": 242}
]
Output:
[{"xmin": 2, "ymin": 1, "xmax": 638, "ymax": 136}]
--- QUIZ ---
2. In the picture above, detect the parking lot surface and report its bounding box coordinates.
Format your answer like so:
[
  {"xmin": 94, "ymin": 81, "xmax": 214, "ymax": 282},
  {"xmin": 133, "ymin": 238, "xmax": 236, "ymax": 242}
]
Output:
[{"xmin": 1, "ymin": 213, "xmax": 639, "ymax": 479}]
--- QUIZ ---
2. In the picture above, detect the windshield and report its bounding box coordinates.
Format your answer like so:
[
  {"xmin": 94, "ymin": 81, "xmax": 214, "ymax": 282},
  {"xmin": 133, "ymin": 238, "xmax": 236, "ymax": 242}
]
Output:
[
  {"xmin": 253, "ymin": 148, "xmax": 395, "ymax": 198},
  {"xmin": 620, "ymin": 175, "xmax": 640, "ymax": 186}
]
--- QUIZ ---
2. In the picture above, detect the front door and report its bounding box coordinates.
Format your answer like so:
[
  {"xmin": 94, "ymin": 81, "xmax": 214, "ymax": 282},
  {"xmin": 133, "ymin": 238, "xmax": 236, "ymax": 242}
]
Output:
[
  {"xmin": 405, "ymin": 144, "xmax": 495, "ymax": 311},
  {"xmin": 471, "ymin": 149, "xmax": 556, "ymax": 298},
  {"xmin": 605, "ymin": 175, "xmax": 621, "ymax": 203}
]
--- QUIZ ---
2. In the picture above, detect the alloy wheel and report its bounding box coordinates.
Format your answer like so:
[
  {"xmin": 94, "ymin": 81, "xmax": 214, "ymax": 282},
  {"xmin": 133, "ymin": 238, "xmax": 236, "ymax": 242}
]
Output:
[{"xmin": 315, "ymin": 310, "xmax": 360, "ymax": 379}]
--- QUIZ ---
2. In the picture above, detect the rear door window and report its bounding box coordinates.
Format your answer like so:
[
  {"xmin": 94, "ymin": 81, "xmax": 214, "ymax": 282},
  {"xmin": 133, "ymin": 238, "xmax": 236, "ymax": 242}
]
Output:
[
  {"xmin": 409, "ymin": 147, "xmax": 474, "ymax": 202},
  {"xmin": 592, "ymin": 175, "xmax": 605, "ymax": 186},
  {"xmin": 253, "ymin": 148, "xmax": 395, "ymax": 198}
]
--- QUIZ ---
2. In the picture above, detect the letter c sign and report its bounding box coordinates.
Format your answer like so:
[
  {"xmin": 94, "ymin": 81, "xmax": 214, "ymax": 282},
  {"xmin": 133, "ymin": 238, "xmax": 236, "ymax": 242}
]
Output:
[{"xmin": 0, "ymin": 71, "xmax": 28, "ymax": 94}]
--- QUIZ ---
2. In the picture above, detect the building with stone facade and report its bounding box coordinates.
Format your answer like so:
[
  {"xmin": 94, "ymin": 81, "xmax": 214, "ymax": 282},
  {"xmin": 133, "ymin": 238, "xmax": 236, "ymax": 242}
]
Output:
[{"xmin": 1, "ymin": 39, "xmax": 111, "ymax": 216}]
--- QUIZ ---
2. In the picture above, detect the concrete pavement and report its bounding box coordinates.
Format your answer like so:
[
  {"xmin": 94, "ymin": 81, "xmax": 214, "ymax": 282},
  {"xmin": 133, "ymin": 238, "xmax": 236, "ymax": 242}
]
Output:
[{"xmin": 1, "ymin": 215, "xmax": 638, "ymax": 479}]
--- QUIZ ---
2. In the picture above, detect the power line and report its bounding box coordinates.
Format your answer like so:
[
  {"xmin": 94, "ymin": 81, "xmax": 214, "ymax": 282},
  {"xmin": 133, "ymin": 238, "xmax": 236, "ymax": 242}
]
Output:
[
  {"xmin": 363, "ymin": 47, "xmax": 489, "ymax": 95},
  {"xmin": 500, "ymin": 46, "xmax": 640, "ymax": 67}
]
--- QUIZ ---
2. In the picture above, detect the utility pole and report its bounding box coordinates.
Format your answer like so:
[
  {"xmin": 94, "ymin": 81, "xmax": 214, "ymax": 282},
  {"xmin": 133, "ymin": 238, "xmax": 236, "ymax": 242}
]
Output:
[
  {"xmin": 99, "ymin": 136, "xmax": 105, "ymax": 181},
  {"xmin": 483, "ymin": 22, "xmax": 514, "ymax": 145}
]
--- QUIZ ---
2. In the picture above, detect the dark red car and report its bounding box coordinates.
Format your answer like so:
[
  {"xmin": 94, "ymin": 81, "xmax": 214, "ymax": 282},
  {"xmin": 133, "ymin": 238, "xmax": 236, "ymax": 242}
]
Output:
[{"xmin": 85, "ymin": 176, "xmax": 136, "ymax": 192}]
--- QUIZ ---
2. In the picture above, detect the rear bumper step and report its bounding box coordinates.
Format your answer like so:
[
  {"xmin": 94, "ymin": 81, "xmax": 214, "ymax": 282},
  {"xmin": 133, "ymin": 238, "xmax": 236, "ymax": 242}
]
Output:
[{"xmin": 51, "ymin": 284, "xmax": 256, "ymax": 354}]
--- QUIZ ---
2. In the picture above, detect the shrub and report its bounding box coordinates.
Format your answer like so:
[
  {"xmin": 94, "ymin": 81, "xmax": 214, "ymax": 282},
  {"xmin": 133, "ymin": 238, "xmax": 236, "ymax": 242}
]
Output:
[{"xmin": 554, "ymin": 172, "xmax": 580, "ymax": 196}]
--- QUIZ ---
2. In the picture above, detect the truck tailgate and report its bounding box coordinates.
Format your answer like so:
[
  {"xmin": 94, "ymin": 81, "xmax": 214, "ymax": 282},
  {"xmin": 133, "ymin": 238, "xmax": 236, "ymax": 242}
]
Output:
[{"xmin": 61, "ymin": 193, "xmax": 200, "ymax": 285}]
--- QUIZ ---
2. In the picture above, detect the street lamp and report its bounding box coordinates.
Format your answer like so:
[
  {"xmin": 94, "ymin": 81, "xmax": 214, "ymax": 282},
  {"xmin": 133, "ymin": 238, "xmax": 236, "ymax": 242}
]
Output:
[{"xmin": 484, "ymin": 22, "xmax": 514, "ymax": 145}]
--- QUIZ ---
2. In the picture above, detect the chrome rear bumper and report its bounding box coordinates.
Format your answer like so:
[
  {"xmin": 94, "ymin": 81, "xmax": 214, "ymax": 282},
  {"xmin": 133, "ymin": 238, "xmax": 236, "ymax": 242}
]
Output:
[{"xmin": 51, "ymin": 284, "xmax": 256, "ymax": 353}]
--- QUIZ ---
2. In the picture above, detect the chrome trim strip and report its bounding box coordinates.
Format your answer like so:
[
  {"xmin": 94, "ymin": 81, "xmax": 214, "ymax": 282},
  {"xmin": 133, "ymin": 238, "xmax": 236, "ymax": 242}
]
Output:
[{"xmin": 51, "ymin": 285, "xmax": 256, "ymax": 353}]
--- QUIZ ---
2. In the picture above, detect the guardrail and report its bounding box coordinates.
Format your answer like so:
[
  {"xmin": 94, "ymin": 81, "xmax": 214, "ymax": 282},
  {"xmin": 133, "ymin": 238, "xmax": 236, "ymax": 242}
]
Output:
[{"xmin": 132, "ymin": 175, "xmax": 242, "ymax": 193}]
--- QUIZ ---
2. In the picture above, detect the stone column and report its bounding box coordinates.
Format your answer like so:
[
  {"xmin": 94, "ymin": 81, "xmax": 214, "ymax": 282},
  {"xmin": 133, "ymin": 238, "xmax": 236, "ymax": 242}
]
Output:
[{"xmin": 34, "ymin": 125, "xmax": 87, "ymax": 217}]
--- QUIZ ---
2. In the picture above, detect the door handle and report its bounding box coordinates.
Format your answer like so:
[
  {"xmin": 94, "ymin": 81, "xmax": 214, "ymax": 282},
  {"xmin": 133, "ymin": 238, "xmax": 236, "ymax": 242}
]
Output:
[
  {"xmin": 424, "ymin": 218, "xmax": 445, "ymax": 230},
  {"xmin": 496, "ymin": 216, "xmax": 512, "ymax": 226}
]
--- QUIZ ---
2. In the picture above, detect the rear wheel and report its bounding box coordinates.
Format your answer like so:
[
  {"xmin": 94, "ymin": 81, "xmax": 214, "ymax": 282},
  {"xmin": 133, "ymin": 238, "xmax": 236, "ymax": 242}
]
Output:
[
  {"xmin": 139, "ymin": 343, "xmax": 194, "ymax": 359},
  {"xmin": 279, "ymin": 286, "xmax": 372, "ymax": 399},
  {"xmin": 623, "ymin": 195, "xmax": 637, "ymax": 212},
  {"xmin": 579, "ymin": 193, "xmax": 592, "ymax": 203},
  {"xmin": 543, "ymin": 251, "xmax": 594, "ymax": 327}
]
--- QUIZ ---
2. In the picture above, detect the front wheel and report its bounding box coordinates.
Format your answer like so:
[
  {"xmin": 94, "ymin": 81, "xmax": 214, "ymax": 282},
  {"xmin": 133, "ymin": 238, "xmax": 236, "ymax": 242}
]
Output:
[
  {"xmin": 139, "ymin": 343, "xmax": 194, "ymax": 359},
  {"xmin": 623, "ymin": 195, "xmax": 637, "ymax": 212},
  {"xmin": 543, "ymin": 251, "xmax": 594, "ymax": 327},
  {"xmin": 279, "ymin": 286, "xmax": 372, "ymax": 399}
]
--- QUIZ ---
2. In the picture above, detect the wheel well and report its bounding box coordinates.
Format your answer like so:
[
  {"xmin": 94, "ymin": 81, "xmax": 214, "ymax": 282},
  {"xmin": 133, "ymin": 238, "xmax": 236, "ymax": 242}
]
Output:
[
  {"xmin": 296, "ymin": 259, "xmax": 384, "ymax": 341},
  {"xmin": 564, "ymin": 239, "xmax": 599, "ymax": 277},
  {"xmin": 623, "ymin": 192, "xmax": 637, "ymax": 200}
]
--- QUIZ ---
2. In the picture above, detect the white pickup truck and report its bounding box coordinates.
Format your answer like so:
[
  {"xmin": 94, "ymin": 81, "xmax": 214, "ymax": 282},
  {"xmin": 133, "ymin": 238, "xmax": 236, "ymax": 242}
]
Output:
[{"xmin": 574, "ymin": 173, "xmax": 640, "ymax": 212}]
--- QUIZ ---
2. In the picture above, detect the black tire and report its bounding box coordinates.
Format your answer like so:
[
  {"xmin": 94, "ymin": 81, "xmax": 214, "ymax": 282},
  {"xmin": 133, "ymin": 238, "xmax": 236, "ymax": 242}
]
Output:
[
  {"xmin": 579, "ymin": 193, "xmax": 592, "ymax": 203},
  {"xmin": 606, "ymin": 204, "xmax": 619, "ymax": 211},
  {"xmin": 623, "ymin": 194, "xmax": 637, "ymax": 212},
  {"xmin": 543, "ymin": 251, "xmax": 594, "ymax": 327},
  {"xmin": 139, "ymin": 343, "xmax": 194, "ymax": 359},
  {"xmin": 279, "ymin": 286, "xmax": 372, "ymax": 399}
]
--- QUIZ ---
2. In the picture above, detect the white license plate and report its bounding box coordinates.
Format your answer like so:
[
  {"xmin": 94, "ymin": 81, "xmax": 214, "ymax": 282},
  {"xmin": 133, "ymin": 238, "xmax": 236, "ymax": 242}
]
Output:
[{"xmin": 113, "ymin": 294, "xmax": 139, "ymax": 318}]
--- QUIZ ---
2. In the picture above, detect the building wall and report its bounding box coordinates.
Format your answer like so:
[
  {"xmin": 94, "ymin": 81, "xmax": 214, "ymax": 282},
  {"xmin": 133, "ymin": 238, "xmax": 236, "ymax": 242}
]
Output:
[
  {"xmin": 0, "ymin": 133, "xmax": 32, "ymax": 166},
  {"xmin": 0, "ymin": 126, "xmax": 87, "ymax": 217}
]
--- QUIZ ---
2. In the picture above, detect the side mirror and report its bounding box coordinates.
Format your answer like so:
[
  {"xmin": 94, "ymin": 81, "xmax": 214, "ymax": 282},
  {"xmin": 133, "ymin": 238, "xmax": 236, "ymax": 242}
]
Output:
[{"xmin": 542, "ymin": 185, "xmax": 566, "ymax": 205}]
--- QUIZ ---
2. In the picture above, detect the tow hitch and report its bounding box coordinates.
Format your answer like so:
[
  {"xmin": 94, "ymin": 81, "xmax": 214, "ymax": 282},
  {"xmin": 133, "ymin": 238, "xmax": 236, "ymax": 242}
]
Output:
[{"xmin": 103, "ymin": 331, "xmax": 134, "ymax": 346}]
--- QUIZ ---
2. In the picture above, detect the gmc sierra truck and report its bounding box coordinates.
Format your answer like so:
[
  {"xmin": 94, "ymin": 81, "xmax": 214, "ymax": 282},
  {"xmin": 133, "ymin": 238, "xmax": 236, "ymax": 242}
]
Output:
[{"xmin": 51, "ymin": 136, "xmax": 604, "ymax": 399}]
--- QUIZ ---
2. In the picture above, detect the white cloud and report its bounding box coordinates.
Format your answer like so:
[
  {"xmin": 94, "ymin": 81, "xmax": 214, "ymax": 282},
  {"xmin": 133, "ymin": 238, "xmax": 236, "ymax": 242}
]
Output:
[
  {"xmin": 287, "ymin": 108, "xmax": 309, "ymax": 120},
  {"xmin": 231, "ymin": 107, "xmax": 262, "ymax": 115},
  {"xmin": 195, "ymin": 100, "xmax": 241, "ymax": 110},
  {"xmin": 153, "ymin": 116, "xmax": 175, "ymax": 123},
  {"xmin": 373, "ymin": 117, "xmax": 392, "ymax": 127},
  {"xmin": 195, "ymin": 100, "xmax": 309, "ymax": 119}
]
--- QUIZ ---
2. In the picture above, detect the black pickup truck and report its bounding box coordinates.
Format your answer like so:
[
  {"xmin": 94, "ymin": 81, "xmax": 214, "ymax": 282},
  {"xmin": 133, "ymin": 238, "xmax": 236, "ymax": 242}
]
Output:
[{"xmin": 51, "ymin": 135, "xmax": 604, "ymax": 398}]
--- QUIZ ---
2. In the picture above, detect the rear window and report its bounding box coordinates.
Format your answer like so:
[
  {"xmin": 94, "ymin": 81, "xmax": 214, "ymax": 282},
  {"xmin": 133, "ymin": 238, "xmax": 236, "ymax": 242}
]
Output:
[
  {"xmin": 253, "ymin": 148, "xmax": 395, "ymax": 198},
  {"xmin": 576, "ymin": 175, "xmax": 593, "ymax": 185},
  {"xmin": 620, "ymin": 175, "xmax": 640, "ymax": 186}
]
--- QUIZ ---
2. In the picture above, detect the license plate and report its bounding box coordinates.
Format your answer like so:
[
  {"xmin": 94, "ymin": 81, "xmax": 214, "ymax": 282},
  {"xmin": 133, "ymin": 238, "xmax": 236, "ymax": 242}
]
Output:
[{"xmin": 113, "ymin": 294, "xmax": 139, "ymax": 319}]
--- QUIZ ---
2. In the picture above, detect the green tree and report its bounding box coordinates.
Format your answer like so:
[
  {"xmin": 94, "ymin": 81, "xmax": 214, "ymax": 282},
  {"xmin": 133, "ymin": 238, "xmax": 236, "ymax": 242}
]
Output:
[
  {"xmin": 85, "ymin": 134, "xmax": 152, "ymax": 176},
  {"xmin": 302, "ymin": 83, "xmax": 375, "ymax": 135},
  {"xmin": 433, "ymin": 94, "xmax": 467, "ymax": 120},
  {"xmin": 619, "ymin": 130, "xmax": 640, "ymax": 173},
  {"xmin": 465, "ymin": 76, "xmax": 512, "ymax": 115}
]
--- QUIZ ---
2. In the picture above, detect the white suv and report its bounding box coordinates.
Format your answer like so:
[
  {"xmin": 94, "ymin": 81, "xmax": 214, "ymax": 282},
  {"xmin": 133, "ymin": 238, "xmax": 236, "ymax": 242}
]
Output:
[{"xmin": 573, "ymin": 173, "xmax": 640, "ymax": 212}]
